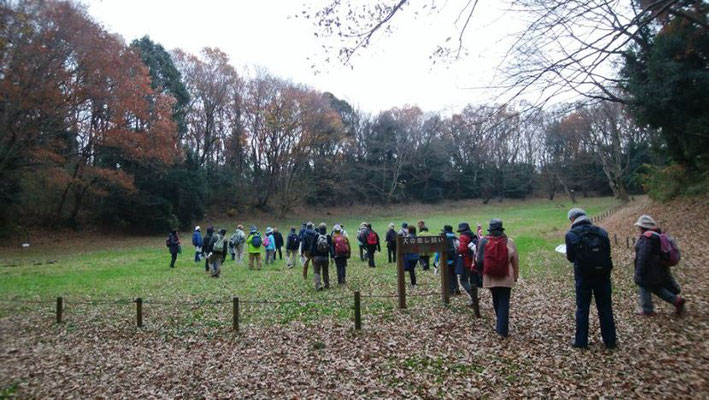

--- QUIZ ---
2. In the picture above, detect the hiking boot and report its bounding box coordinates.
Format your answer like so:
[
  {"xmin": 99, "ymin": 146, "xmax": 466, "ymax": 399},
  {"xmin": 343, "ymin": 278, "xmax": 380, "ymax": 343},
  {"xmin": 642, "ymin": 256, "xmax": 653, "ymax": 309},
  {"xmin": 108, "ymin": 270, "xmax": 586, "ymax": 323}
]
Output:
[
  {"xmin": 636, "ymin": 311, "xmax": 656, "ymax": 317},
  {"xmin": 604, "ymin": 342, "xmax": 617, "ymax": 350},
  {"xmin": 674, "ymin": 297, "xmax": 686, "ymax": 315},
  {"xmin": 570, "ymin": 340, "xmax": 588, "ymax": 349}
]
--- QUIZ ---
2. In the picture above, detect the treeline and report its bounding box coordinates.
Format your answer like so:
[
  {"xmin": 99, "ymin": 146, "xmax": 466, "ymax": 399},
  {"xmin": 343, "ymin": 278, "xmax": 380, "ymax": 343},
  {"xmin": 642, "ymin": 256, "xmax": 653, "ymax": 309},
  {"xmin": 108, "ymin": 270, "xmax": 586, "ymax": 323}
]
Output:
[{"xmin": 1, "ymin": 1, "xmax": 705, "ymax": 234}]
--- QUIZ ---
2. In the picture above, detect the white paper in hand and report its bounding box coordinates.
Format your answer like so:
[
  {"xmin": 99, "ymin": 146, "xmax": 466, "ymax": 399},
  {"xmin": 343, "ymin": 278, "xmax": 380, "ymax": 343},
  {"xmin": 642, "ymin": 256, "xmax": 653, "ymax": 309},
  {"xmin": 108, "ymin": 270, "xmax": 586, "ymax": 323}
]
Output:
[{"xmin": 555, "ymin": 244, "xmax": 566, "ymax": 254}]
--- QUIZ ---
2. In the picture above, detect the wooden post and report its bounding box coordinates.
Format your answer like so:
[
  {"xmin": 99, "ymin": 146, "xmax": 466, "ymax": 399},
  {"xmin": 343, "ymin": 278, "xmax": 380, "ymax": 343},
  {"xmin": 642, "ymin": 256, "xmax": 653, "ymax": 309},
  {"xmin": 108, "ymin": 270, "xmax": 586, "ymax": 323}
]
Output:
[
  {"xmin": 233, "ymin": 297, "xmax": 239, "ymax": 332},
  {"xmin": 396, "ymin": 236, "xmax": 406, "ymax": 309},
  {"xmin": 440, "ymin": 238, "xmax": 450, "ymax": 306},
  {"xmin": 354, "ymin": 291, "xmax": 362, "ymax": 331},
  {"xmin": 626, "ymin": 236, "xmax": 629, "ymax": 248},
  {"xmin": 136, "ymin": 298, "xmax": 143, "ymax": 328},
  {"xmin": 56, "ymin": 297, "xmax": 63, "ymax": 324},
  {"xmin": 614, "ymin": 233, "xmax": 618, "ymax": 246}
]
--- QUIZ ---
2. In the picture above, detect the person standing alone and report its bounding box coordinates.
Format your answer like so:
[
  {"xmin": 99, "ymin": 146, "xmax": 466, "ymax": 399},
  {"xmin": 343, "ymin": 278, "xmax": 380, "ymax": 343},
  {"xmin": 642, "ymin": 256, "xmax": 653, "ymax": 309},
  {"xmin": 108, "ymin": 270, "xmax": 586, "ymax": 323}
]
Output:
[
  {"xmin": 273, "ymin": 227, "xmax": 284, "ymax": 261},
  {"xmin": 565, "ymin": 208, "xmax": 617, "ymax": 349},
  {"xmin": 166, "ymin": 229, "xmax": 181, "ymax": 268}
]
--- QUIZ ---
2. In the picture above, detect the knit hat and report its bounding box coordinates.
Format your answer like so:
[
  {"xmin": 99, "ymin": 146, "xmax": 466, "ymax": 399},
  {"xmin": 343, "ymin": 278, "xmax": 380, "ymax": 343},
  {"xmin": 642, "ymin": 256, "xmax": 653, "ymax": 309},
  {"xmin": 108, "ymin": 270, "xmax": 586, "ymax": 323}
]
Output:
[
  {"xmin": 567, "ymin": 208, "xmax": 586, "ymax": 221},
  {"xmin": 333, "ymin": 224, "xmax": 342, "ymax": 232},
  {"xmin": 634, "ymin": 215, "xmax": 658, "ymax": 230},
  {"xmin": 488, "ymin": 219, "xmax": 504, "ymax": 232}
]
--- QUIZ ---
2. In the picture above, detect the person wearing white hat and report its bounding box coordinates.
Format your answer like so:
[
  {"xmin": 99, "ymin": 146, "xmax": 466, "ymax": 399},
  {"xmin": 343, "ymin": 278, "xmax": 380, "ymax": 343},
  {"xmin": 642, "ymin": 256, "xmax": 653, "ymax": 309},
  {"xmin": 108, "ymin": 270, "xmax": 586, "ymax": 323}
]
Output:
[
  {"xmin": 192, "ymin": 226, "xmax": 203, "ymax": 263},
  {"xmin": 634, "ymin": 215, "xmax": 686, "ymax": 316}
]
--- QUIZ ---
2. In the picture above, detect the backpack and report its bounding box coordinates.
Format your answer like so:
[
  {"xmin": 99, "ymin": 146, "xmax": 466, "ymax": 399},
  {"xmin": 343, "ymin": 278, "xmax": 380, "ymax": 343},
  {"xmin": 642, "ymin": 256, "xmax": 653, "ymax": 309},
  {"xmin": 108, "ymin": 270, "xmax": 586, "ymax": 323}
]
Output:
[
  {"xmin": 483, "ymin": 236, "xmax": 509, "ymax": 278},
  {"xmin": 263, "ymin": 235, "xmax": 271, "ymax": 248},
  {"xmin": 166, "ymin": 234, "xmax": 177, "ymax": 248},
  {"xmin": 575, "ymin": 227, "xmax": 612, "ymax": 276},
  {"xmin": 366, "ymin": 230, "xmax": 378, "ymax": 245},
  {"xmin": 445, "ymin": 235, "xmax": 457, "ymax": 260},
  {"xmin": 251, "ymin": 233, "xmax": 262, "ymax": 248},
  {"xmin": 333, "ymin": 234, "xmax": 350, "ymax": 256},
  {"xmin": 316, "ymin": 234, "xmax": 330, "ymax": 253},
  {"xmin": 286, "ymin": 233, "xmax": 299, "ymax": 250},
  {"xmin": 212, "ymin": 234, "xmax": 227, "ymax": 254},
  {"xmin": 358, "ymin": 229, "xmax": 368, "ymax": 245},
  {"xmin": 644, "ymin": 231, "xmax": 681, "ymax": 267}
]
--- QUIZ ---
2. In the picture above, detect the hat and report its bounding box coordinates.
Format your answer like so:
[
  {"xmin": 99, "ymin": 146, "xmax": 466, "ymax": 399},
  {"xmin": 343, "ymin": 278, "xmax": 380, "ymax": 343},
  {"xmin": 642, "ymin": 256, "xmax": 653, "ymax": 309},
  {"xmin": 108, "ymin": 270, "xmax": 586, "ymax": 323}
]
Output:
[
  {"xmin": 237, "ymin": 224, "xmax": 243, "ymax": 229},
  {"xmin": 389, "ymin": 223, "xmax": 395, "ymax": 229},
  {"xmin": 266, "ymin": 227, "xmax": 273, "ymax": 234},
  {"xmin": 442, "ymin": 225, "xmax": 453, "ymax": 233},
  {"xmin": 306, "ymin": 222, "xmax": 314, "ymax": 229},
  {"xmin": 195, "ymin": 226, "xmax": 200, "ymax": 231},
  {"xmin": 488, "ymin": 219, "xmax": 504, "ymax": 232},
  {"xmin": 250, "ymin": 225, "xmax": 257, "ymax": 233},
  {"xmin": 333, "ymin": 224, "xmax": 342, "ymax": 232},
  {"xmin": 401, "ymin": 222, "xmax": 408, "ymax": 228},
  {"xmin": 219, "ymin": 228, "xmax": 227, "ymax": 235},
  {"xmin": 207, "ymin": 226, "xmax": 214, "ymax": 234},
  {"xmin": 567, "ymin": 208, "xmax": 586, "ymax": 220},
  {"xmin": 456, "ymin": 222, "xmax": 471, "ymax": 232},
  {"xmin": 634, "ymin": 215, "xmax": 658, "ymax": 230}
]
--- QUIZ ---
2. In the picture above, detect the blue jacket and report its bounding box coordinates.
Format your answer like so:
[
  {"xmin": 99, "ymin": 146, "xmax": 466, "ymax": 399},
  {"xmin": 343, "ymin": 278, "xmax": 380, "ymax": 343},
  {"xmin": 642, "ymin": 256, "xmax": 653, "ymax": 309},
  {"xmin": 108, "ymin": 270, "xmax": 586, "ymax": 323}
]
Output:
[
  {"xmin": 265, "ymin": 234, "xmax": 276, "ymax": 250},
  {"xmin": 192, "ymin": 231, "xmax": 203, "ymax": 247},
  {"xmin": 565, "ymin": 218, "xmax": 611, "ymax": 280},
  {"xmin": 434, "ymin": 232, "xmax": 457, "ymax": 266},
  {"xmin": 404, "ymin": 233, "xmax": 420, "ymax": 270}
]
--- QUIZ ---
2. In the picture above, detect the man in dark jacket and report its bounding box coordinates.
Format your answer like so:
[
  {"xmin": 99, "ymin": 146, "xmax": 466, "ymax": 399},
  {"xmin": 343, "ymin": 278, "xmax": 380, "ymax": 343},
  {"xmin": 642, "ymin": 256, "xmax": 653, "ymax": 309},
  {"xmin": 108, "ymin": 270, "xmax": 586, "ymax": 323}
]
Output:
[
  {"xmin": 565, "ymin": 208, "xmax": 617, "ymax": 349},
  {"xmin": 203, "ymin": 227, "xmax": 215, "ymax": 272},
  {"xmin": 385, "ymin": 223, "xmax": 397, "ymax": 263},
  {"xmin": 633, "ymin": 215, "xmax": 686, "ymax": 316},
  {"xmin": 364, "ymin": 223, "xmax": 381, "ymax": 268},
  {"xmin": 167, "ymin": 230, "xmax": 180, "ymax": 268},
  {"xmin": 310, "ymin": 223, "xmax": 333, "ymax": 290},
  {"xmin": 302, "ymin": 222, "xmax": 317, "ymax": 279},
  {"xmin": 298, "ymin": 222, "xmax": 307, "ymax": 264},
  {"xmin": 273, "ymin": 227, "xmax": 284, "ymax": 261},
  {"xmin": 457, "ymin": 222, "xmax": 481, "ymax": 317}
]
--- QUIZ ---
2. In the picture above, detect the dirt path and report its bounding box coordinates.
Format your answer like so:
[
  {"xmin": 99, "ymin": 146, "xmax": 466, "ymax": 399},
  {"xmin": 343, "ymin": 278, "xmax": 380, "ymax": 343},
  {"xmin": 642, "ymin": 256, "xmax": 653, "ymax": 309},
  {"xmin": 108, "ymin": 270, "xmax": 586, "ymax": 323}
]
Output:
[{"xmin": 1, "ymin": 197, "xmax": 707, "ymax": 399}]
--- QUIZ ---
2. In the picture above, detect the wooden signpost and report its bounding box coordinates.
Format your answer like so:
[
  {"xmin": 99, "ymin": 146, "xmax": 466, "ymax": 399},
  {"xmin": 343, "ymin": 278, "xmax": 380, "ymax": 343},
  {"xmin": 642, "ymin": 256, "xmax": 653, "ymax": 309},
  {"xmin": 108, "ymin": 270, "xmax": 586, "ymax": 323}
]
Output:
[{"xmin": 396, "ymin": 234, "xmax": 449, "ymax": 308}]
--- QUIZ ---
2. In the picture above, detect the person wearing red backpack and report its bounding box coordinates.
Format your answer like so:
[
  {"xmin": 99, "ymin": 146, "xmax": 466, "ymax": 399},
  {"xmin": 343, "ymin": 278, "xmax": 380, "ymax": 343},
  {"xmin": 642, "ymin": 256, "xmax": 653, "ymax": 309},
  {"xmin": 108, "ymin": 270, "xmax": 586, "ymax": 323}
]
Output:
[
  {"xmin": 332, "ymin": 224, "xmax": 351, "ymax": 285},
  {"xmin": 364, "ymin": 223, "xmax": 381, "ymax": 268},
  {"xmin": 565, "ymin": 208, "xmax": 617, "ymax": 349},
  {"xmin": 457, "ymin": 222, "xmax": 481, "ymax": 317},
  {"xmin": 634, "ymin": 215, "xmax": 686, "ymax": 316},
  {"xmin": 476, "ymin": 219, "xmax": 519, "ymax": 338}
]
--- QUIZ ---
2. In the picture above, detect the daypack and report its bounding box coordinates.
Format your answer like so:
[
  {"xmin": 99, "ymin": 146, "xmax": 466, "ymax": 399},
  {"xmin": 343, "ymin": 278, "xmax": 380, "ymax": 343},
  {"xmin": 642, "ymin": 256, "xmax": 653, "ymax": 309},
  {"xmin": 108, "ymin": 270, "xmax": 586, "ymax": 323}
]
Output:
[
  {"xmin": 212, "ymin": 234, "xmax": 227, "ymax": 254},
  {"xmin": 286, "ymin": 233, "xmax": 300, "ymax": 250},
  {"xmin": 263, "ymin": 235, "xmax": 271, "ymax": 248},
  {"xmin": 316, "ymin": 234, "xmax": 330, "ymax": 253},
  {"xmin": 166, "ymin": 234, "xmax": 177, "ymax": 248},
  {"xmin": 644, "ymin": 231, "xmax": 681, "ymax": 267},
  {"xmin": 483, "ymin": 236, "xmax": 509, "ymax": 278},
  {"xmin": 333, "ymin": 235, "xmax": 350, "ymax": 256},
  {"xmin": 358, "ymin": 229, "xmax": 368, "ymax": 245},
  {"xmin": 445, "ymin": 235, "xmax": 457, "ymax": 260},
  {"xmin": 366, "ymin": 230, "xmax": 378, "ymax": 245},
  {"xmin": 251, "ymin": 233, "xmax": 262, "ymax": 248},
  {"xmin": 576, "ymin": 227, "xmax": 612, "ymax": 276}
]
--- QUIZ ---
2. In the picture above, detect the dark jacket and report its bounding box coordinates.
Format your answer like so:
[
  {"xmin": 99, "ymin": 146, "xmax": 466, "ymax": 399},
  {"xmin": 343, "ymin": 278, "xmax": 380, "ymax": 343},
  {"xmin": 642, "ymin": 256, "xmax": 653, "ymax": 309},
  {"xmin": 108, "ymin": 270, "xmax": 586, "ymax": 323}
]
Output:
[
  {"xmin": 310, "ymin": 231, "xmax": 334, "ymax": 259},
  {"xmin": 167, "ymin": 233, "xmax": 181, "ymax": 255},
  {"xmin": 274, "ymin": 232, "xmax": 284, "ymax": 248},
  {"xmin": 385, "ymin": 228, "xmax": 397, "ymax": 247},
  {"xmin": 203, "ymin": 233, "xmax": 215, "ymax": 253},
  {"xmin": 286, "ymin": 232, "xmax": 300, "ymax": 250},
  {"xmin": 565, "ymin": 218, "xmax": 612, "ymax": 279},
  {"xmin": 634, "ymin": 230, "xmax": 669, "ymax": 288},
  {"xmin": 302, "ymin": 228, "xmax": 317, "ymax": 254},
  {"xmin": 365, "ymin": 229, "xmax": 381, "ymax": 251}
]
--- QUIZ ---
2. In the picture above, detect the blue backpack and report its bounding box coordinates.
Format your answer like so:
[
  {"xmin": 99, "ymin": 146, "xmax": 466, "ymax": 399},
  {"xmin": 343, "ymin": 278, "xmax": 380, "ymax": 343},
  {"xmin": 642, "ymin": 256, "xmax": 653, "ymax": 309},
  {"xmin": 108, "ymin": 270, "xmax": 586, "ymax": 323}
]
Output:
[{"xmin": 251, "ymin": 233, "xmax": 262, "ymax": 248}]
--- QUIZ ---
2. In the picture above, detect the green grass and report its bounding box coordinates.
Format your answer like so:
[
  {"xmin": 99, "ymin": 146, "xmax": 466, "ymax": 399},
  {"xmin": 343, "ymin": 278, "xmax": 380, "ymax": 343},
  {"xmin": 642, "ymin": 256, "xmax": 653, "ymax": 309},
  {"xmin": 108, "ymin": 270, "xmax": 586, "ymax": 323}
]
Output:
[{"xmin": 0, "ymin": 197, "xmax": 619, "ymax": 326}]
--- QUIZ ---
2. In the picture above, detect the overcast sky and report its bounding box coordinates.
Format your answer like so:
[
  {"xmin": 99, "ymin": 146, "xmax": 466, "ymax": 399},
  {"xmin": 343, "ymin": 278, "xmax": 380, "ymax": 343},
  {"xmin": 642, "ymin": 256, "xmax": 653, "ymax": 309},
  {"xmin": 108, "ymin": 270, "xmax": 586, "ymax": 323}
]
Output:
[{"xmin": 85, "ymin": 0, "xmax": 524, "ymax": 114}]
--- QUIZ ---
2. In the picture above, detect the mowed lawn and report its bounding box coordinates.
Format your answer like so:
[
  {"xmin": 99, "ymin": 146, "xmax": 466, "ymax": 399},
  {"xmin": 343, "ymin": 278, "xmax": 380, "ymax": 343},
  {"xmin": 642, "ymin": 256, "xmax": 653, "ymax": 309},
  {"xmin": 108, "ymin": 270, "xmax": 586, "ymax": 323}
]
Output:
[{"xmin": 0, "ymin": 197, "xmax": 619, "ymax": 327}]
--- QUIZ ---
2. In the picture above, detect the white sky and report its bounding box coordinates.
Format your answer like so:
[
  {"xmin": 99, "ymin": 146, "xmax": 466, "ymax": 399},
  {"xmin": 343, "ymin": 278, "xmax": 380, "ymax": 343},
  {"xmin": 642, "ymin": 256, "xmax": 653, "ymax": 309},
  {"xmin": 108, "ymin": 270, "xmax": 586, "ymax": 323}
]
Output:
[{"xmin": 84, "ymin": 0, "xmax": 525, "ymax": 114}]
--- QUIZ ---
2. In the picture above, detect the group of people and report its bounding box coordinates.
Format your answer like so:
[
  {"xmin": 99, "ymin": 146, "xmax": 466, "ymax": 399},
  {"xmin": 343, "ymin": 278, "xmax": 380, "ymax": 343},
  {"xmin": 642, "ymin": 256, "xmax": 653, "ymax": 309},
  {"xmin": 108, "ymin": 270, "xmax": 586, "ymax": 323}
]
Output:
[{"xmin": 165, "ymin": 207, "xmax": 687, "ymax": 345}]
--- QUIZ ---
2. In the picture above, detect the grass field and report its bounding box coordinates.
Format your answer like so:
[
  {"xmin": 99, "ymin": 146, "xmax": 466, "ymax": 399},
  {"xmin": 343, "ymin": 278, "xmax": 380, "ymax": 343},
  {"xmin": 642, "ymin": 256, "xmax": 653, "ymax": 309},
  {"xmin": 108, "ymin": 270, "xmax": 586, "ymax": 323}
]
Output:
[{"xmin": 0, "ymin": 197, "xmax": 619, "ymax": 327}]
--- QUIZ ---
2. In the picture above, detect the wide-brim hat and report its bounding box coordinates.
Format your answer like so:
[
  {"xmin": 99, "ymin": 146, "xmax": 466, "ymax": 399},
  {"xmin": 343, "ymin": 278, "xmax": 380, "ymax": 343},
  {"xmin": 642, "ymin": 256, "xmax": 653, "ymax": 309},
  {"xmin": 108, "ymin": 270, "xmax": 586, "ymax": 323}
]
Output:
[
  {"xmin": 456, "ymin": 222, "xmax": 470, "ymax": 232},
  {"xmin": 634, "ymin": 215, "xmax": 658, "ymax": 230},
  {"xmin": 442, "ymin": 225, "xmax": 453, "ymax": 233},
  {"xmin": 488, "ymin": 219, "xmax": 504, "ymax": 232}
]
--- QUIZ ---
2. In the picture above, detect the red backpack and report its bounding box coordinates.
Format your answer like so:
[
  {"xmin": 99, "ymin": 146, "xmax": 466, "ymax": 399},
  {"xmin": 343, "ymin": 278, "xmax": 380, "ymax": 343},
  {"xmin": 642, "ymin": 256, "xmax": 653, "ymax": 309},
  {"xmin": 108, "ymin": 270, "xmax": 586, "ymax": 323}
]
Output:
[
  {"xmin": 483, "ymin": 236, "xmax": 509, "ymax": 278},
  {"xmin": 643, "ymin": 231, "xmax": 681, "ymax": 267},
  {"xmin": 334, "ymin": 235, "xmax": 350, "ymax": 256},
  {"xmin": 367, "ymin": 230, "xmax": 378, "ymax": 245}
]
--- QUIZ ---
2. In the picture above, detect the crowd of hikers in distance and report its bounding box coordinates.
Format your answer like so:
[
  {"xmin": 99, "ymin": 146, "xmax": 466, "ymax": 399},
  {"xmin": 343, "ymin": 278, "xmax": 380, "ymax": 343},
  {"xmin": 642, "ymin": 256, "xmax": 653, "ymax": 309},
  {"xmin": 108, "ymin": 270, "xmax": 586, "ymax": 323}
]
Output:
[{"xmin": 164, "ymin": 209, "xmax": 687, "ymax": 345}]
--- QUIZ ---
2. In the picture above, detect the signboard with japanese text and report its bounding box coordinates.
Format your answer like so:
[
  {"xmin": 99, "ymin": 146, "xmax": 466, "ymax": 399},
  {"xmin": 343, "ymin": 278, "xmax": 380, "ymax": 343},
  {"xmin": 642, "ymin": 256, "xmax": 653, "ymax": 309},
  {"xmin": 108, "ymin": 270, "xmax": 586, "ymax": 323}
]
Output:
[{"xmin": 398, "ymin": 235, "xmax": 446, "ymax": 253}]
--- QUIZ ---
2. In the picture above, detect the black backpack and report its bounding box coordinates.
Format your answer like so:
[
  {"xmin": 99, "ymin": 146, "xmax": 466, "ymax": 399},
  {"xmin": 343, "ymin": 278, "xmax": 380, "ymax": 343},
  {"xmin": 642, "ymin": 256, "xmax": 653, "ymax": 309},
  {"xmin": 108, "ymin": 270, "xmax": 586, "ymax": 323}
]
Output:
[
  {"xmin": 446, "ymin": 235, "xmax": 457, "ymax": 260},
  {"xmin": 286, "ymin": 233, "xmax": 300, "ymax": 250},
  {"xmin": 576, "ymin": 226, "xmax": 613, "ymax": 276}
]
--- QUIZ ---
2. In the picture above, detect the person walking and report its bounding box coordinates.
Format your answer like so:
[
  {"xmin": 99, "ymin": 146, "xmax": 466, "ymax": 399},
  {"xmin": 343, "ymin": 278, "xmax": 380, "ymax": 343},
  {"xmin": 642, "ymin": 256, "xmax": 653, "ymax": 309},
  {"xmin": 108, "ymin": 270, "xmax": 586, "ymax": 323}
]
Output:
[
  {"xmin": 357, "ymin": 222, "xmax": 368, "ymax": 261},
  {"xmin": 166, "ymin": 229, "xmax": 181, "ymax": 268},
  {"xmin": 192, "ymin": 226, "xmax": 203, "ymax": 263},
  {"xmin": 230, "ymin": 224, "xmax": 246, "ymax": 264},
  {"xmin": 385, "ymin": 223, "xmax": 397, "ymax": 263},
  {"xmin": 565, "ymin": 208, "xmax": 617, "ymax": 349},
  {"xmin": 245, "ymin": 226, "xmax": 263, "ymax": 270},
  {"xmin": 206, "ymin": 228, "xmax": 228, "ymax": 278},
  {"xmin": 404, "ymin": 226, "xmax": 420, "ymax": 287},
  {"xmin": 273, "ymin": 227, "xmax": 284, "ymax": 261},
  {"xmin": 332, "ymin": 224, "xmax": 351, "ymax": 285},
  {"xmin": 457, "ymin": 222, "xmax": 481, "ymax": 316},
  {"xmin": 310, "ymin": 223, "xmax": 333, "ymax": 290},
  {"xmin": 285, "ymin": 227, "xmax": 301, "ymax": 268},
  {"xmin": 203, "ymin": 227, "xmax": 215, "ymax": 272},
  {"xmin": 476, "ymin": 219, "xmax": 519, "ymax": 338},
  {"xmin": 302, "ymin": 222, "xmax": 316, "ymax": 279},
  {"xmin": 633, "ymin": 215, "xmax": 686, "ymax": 316},
  {"xmin": 298, "ymin": 222, "xmax": 307, "ymax": 265},
  {"xmin": 264, "ymin": 227, "xmax": 276, "ymax": 265},
  {"xmin": 398, "ymin": 222, "xmax": 409, "ymax": 237},
  {"xmin": 435, "ymin": 225, "xmax": 459, "ymax": 294},
  {"xmin": 418, "ymin": 225, "xmax": 433, "ymax": 270},
  {"xmin": 364, "ymin": 223, "xmax": 381, "ymax": 268}
]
